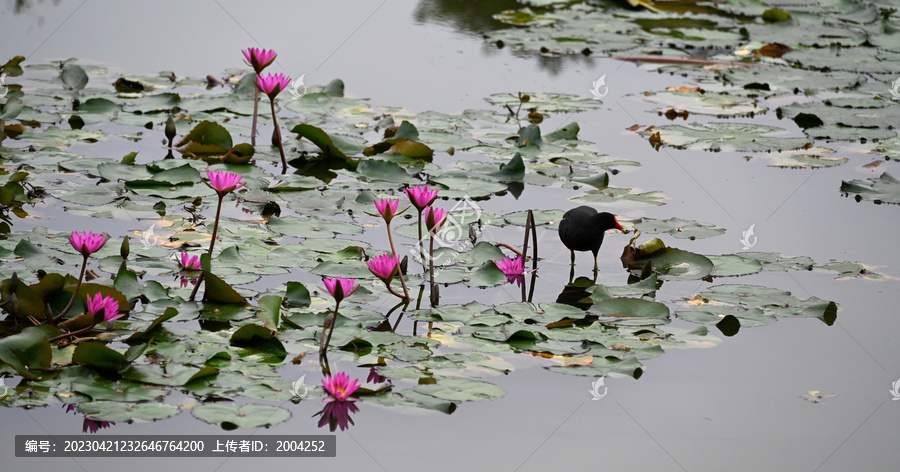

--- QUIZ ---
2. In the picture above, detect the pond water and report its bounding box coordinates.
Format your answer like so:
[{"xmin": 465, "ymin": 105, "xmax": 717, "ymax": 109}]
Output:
[{"xmin": 2, "ymin": 1, "xmax": 899, "ymax": 471}]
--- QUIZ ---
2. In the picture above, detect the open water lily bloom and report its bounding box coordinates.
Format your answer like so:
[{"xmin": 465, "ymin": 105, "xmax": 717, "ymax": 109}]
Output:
[
  {"xmin": 68, "ymin": 231, "xmax": 107, "ymax": 257},
  {"xmin": 404, "ymin": 185, "xmax": 439, "ymax": 211},
  {"xmin": 367, "ymin": 254, "xmax": 400, "ymax": 283},
  {"xmin": 374, "ymin": 198, "xmax": 400, "ymax": 223},
  {"xmin": 322, "ymin": 372, "xmax": 360, "ymax": 402},
  {"xmin": 206, "ymin": 170, "xmax": 245, "ymax": 196},
  {"xmin": 242, "ymin": 48, "xmax": 276, "ymax": 74},
  {"xmin": 255, "ymin": 72, "xmax": 291, "ymax": 100},
  {"xmin": 323, "ymin": 277, "xmax": 359, "ymax": 303},
  {"xmin": 494, "ymin": 256, "xmax": 524, "ymax": 276},
  {"xmin": 179, "ymin": 251, "xmax": 201, "ymax": 271},
  {"xmin": 86, "ymin": 292, "xmax": 123, "ymax": 323}
]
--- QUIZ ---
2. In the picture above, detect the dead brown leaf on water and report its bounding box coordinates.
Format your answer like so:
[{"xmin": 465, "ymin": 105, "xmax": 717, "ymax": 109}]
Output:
[
  {"xmin": 863, "ymin": 160, "xmax": 883, "ymax": 170},
  {"xmin": 666, "ymin": 86, "xmax": 700, "ymax": 92},
  {"xmin": 758, "ymin": 43, "xmax": 792, "ymax": 58}
]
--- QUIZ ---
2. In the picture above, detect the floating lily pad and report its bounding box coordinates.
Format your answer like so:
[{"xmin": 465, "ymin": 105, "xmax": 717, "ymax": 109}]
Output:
[
  {"xmin": 841, "ymin": 172, "xmax": 900, "ymax": 204},
  {"xmin": 635, "ymin": 217, "xmax": 725, "ymax": 240},
  {"xmin": 413, "ymin": 376, "xmax": 505, "ymax": 402},
  {"xmin": 628, "ymin": 246, "xmax": 714, "ymax": 281},
  {"xmin": 708, "ymin": 255, "xmax": 763, "ymax": 277},
  {"xmin": 641, "ymin": 122, "xmax": 811, "ymax": 153},
  {"xmin": 191, "ymin": 403, "xmax": 290, "ymax": 428},
  {"xmin": 591, "ymin": 297, "xmax": 670, "ymax": 326},
  {"xmin": 78, "ymin": 401, "xmax": 180, "ymax": 422}
]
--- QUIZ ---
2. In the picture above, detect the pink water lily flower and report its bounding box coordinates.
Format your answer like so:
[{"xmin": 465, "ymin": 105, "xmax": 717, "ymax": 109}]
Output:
[
  {"xmin": 242, "ymin": 48, "xmax": 277, "ymax": 74},
  {"xmin": 374, "ymin": 198, "xmax": 400, "ymax": 223},
  {"xmin": 322, "ymin": 277, "xmax": 359, "ymax": 303},
  {"xmin": 404, "ymin": 185, "xmax": 439, "ymax": 211},
  {"xmin": 322, "ymin": 372, "xmax": 360, "ymax": 402},
  {"xmin": 206, "ymin": 170, "xmax": 245, "ymax": 196},
  {"xmin": 68, "ymin": 231, "xmax": 107, "ymax": 257},
  {"xmin": 255, "ymin": 72, "xmax": 291, "ymax": 100},
  {"xmin": 367, "ymin": 253, "xmax": 399, "ymax": 283},
  {"xmin": 86, "ymin": 292, "xmax": 122, "ymax": 323},
  {"xmin": 179, "ymin": 251, "xmax": 201, "ymax": 271},
  {"xmin": 494, "ymin": 256, "xmax": 524, "ymax": 276},
  {"xmin": 424, "ymin": 206, "xmax": 447, "ymax": 233}
]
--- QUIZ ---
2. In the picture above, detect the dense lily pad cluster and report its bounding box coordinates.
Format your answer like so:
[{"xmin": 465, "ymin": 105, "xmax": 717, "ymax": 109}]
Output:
[
  {"xmin": 0, "ymin": 35, "xmax": 882, "ymax": 432},
  {"xmin": 484, "ymin": 0, "xmax": 900, "ymax": 193}
]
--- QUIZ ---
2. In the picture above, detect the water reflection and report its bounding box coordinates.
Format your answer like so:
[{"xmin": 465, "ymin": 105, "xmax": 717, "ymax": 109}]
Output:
[
  {"xmin": 315, "ymin": 400, "xmax": 360, "ymax": 432},
  {"xmin": 315, "ymin": 355, "xmax": 364, "ymax": 432},
  {"xmin": 555, "ymin": 276, "xmax": 595, "ymax": 310},
  {"xmin": 63, "ymin": 404, "xmax": 116, "ymax": 434},
  {"xmin": 411, "ymin": 0, "xmax": 522, "ymax": 36},
  {"xmin": 7, "ymin": 0, "xmax": 61, "ymax": 16},
  {"xmin": 412, "ymin": 0, "xmax": 596, "ymax": 73}
]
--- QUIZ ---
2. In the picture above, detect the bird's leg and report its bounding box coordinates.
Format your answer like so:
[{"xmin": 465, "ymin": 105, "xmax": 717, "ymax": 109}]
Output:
[{"xmin": 570, "ymin": 250, "xmax": 575, "ymax": 266}]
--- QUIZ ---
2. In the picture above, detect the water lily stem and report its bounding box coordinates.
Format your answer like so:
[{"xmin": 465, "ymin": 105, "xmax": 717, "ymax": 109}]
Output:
[
  {"xmin": 189, "ymin": 194, "xmax": 225, "ymax": 302},
  {"xmin": 495, "ymin": 243, "xmax": 523, "ymax": 257},
  {"xmin": 320, "ymin": 301, "xmax": 341, "ymax": 354},
  {"xmin": 385, "ymin": 224, "xmax": 410, "ymax": 300},
  {"xmin": 268, "ymin": 97, "xmax": 287, "ymax": 174},
  {"xmin": 416, "ymin": 209, "xmax": 427, "ymax": 269},
  {"xmin": 48, "ymin": 321, "xmax": 98, "ymax": 343},
  {"xmin": 55, "ymin": 254, "xmax": 88, "ymax": 321},
  {"xmin": 388, "ymin": 299, "xmax": 408, "ymax": 332},
  {"xmin": 208, "ymin": 195, "xmax": 225, "ymax": 257},
  {"xmin": 385, "ymin": 283, "xmax": 406, "ymax": 300},
  {"xmin": 429, "ymin": 232, "xmax": 436, "ymax": 306},
  {"xmin": 251, "ymin": 88, "xmax": 259, "ymax": 146},
  {"xmin": 529, "ymin": 209, "xmax": 538, "ymax": 270}
]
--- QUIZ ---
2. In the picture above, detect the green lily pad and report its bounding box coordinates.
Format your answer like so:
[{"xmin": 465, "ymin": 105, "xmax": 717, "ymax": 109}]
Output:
[
  {"xmin": 642, "ymin": 91, "xmax": 767, "ymax": 117},
  {"xmin": 413, "ymin": 376, "xmax": 505, "ymax": 402},
  {"xmin": 72, "ymin": 342, "xmax": 130, "ymax": 372},
  {"xmin": 641, "ymin": 122, "xmax": 811, "ymax": 152},
  {"xmin": 635, "ymin": 217, "xmax": 725, "ymax": 240},
  {"xmin": 591, "ymin": 297, "xmax": 670, "ymax": 326},
  {"xmin": 0, "ymin": 328, "xmax": 52, "ymax": 379},
  {"xmin": 841, "ymin": 172, "xmax": 900, "ymax": 205},
  {"xmin": 628, "ymin": 246, "xmax": 714, "ymax": 281},
  {"xmin": 175, "ymin": 120, "xmax": 233, "ymax": 156},
  {"xmin": 267, "ymin": 215, "xmax": 363, "ymax": 238},
  {"xmin": 78, "ymin": 401, "xmax": 180, "ymax": 422},
  {"xmin": 230, "ymin": 324, "xmax": 286, "ymax": 359},
  {"xmin": 191, "ymin": 403, "xmax": 291, "ymax": 428},
  {"xmin": 708, "ymin": 255, "xmax": 763, "ymax": 277}
]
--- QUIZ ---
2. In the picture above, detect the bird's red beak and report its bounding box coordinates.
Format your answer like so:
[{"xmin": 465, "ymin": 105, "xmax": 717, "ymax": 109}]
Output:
[{"xmin": 614, "ymin": 217, "xmax": 625, "ymax": 232}]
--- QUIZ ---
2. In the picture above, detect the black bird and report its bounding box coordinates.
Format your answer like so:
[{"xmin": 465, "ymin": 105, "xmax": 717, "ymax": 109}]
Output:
[{"xmin": 558, "ymin": 206, "xmax": 625, "ymax": 271}]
